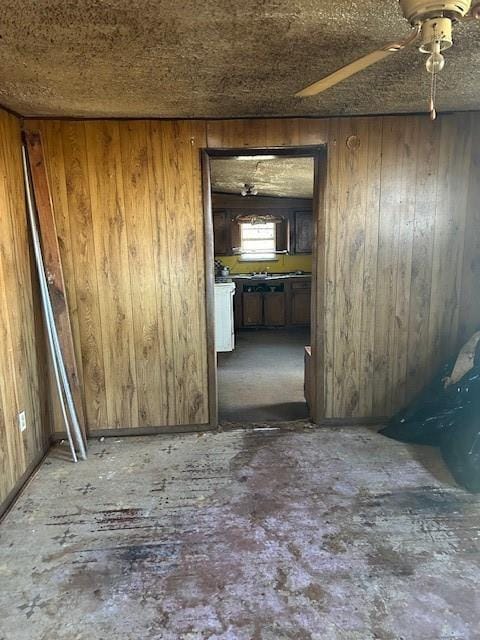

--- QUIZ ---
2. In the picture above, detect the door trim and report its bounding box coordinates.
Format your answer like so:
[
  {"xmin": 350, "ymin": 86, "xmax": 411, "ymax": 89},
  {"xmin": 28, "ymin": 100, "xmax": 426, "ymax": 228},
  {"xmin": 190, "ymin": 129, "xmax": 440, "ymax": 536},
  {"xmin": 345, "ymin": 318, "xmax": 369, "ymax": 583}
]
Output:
[
  {"xmin": 202, "ymin": 145, "xmax": 328, "ymax": 426},
  {"xmin": 201, "ymin": 150, "xmax": 219, "ymax": 428}
]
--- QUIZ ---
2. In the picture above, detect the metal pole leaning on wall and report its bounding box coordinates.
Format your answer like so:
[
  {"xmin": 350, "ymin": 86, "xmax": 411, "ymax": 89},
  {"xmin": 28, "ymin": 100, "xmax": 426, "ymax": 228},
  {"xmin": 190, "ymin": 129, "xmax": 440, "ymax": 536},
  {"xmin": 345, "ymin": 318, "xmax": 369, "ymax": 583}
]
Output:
[{"xmin": 22, "ymin": 146, "xmax": 86, "ymax": 462}]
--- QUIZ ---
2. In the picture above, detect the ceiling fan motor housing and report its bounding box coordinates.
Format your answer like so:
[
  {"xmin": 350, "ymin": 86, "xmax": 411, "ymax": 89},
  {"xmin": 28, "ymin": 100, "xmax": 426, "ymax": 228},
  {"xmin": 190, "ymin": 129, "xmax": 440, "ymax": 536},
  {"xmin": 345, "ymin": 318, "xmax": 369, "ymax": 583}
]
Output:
[
  {"xmin": 399, "ymin": 0, "xmax": 472, "ymax": 23},
  {"xmin": 420, "ymin": 16, "xmax": 453, "ymax": 50}
]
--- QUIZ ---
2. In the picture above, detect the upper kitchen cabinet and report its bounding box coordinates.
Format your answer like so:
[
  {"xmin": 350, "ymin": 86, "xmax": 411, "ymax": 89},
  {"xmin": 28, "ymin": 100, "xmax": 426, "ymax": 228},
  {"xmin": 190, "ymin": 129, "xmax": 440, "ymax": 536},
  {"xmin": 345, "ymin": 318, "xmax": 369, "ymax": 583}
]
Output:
[
  {"xmin": 292, "ymin": 210, "xmax": 313, "ymax": 254},
  {"xmin": 275, "ymin": 217, "xmax": 290, "ymax": 253},
  {"xmin": 213, "ymin": 209, "xmax": 231, "ymax": 256}
]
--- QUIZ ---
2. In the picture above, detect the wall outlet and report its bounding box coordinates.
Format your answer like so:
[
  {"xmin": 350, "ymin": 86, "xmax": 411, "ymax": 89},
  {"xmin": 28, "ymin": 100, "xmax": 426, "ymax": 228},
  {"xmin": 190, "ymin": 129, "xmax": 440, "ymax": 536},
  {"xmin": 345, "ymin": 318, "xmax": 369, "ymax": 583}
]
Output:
[{"xmin": 18, "ymin": 410, "xmax": 27, "ymax": 432}]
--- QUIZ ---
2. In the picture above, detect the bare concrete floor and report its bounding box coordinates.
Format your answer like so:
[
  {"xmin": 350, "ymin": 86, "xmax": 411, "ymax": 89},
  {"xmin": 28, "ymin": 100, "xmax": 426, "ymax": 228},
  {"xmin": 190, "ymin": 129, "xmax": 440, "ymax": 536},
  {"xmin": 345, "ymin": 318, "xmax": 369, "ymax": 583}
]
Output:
[
  {"xmin": 218, "ymin": 328, "xmax": 310, "ymax": 422},
  {"xmin": 1, "ymin": 425, "xmax": 479, "ymax": 640}
]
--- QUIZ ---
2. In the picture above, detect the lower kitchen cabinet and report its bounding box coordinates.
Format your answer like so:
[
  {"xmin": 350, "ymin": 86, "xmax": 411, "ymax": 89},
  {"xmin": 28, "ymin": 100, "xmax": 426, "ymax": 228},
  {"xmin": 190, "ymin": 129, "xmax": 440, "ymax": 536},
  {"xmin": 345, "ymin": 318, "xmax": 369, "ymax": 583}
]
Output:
[
  {"xmin": 243, "ymin": 292, "xmax": 263, "ymax": 326},
  {"xmin": 291, "ymin": 289, "xmax": 311, "ymax": 325},
  {"xmin": 264, "ymin": 292, "xmax": 286, "ymax": 326},
  {"xmin": 243, "ymin": 291, "xmax": 286, "ymax": 326},
  {"xmin": 235, "ymin": 277, "xmax": 311, "ymax": 328}
]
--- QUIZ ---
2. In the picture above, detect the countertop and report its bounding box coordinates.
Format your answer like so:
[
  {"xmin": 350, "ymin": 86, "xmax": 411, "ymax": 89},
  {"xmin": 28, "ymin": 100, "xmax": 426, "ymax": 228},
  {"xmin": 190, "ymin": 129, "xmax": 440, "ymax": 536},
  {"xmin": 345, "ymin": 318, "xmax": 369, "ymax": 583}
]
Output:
[{"xmin": 230, "ymin": 273, "xmax": 311, "ymax": 281}]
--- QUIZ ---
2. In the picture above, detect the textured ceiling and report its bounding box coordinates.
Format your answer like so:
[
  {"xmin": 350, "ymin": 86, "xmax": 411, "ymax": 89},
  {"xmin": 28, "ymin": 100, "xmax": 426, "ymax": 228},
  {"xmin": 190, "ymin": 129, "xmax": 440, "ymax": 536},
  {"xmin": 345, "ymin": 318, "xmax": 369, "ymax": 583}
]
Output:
[
  {"xmin": 211, "ymin": 156, "xmax": 314, "ymax": 198},
  {"xmin": 0, "ymin": 1, "xmax": 479, "ymax": 118}
]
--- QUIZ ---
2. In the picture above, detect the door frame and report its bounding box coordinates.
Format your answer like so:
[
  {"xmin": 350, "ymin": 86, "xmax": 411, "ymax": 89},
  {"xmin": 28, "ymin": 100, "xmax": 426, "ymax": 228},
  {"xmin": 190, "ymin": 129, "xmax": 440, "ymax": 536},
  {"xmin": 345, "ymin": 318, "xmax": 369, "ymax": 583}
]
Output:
[{"xmin": 202, "ymin": 145, "xmax": 328, "ymax": 427}]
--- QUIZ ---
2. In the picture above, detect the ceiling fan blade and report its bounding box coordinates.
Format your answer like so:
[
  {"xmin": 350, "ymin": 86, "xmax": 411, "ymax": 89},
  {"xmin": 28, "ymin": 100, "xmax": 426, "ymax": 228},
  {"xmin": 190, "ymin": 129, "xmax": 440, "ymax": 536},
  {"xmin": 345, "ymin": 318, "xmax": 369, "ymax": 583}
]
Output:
[
  {"xmin": 295, "ymin": 26, "xmax": 421, "ymax": 97},
  {"xmin": 295, "ymin": 50, "xmax": 393, "ymax": 97}
]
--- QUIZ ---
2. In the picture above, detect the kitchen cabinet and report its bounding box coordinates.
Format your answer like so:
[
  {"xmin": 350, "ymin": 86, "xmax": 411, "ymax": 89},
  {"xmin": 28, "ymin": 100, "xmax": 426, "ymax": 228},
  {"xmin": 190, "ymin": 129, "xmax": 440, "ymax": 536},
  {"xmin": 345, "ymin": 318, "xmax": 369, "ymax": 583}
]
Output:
[
  {"xmin": 243, "ymin": 292, "xmax": 263, "ymax": 326},
  {"xmin": 293, "ymin": 210, "xmax": 313, "ymax": 254},
  {"xmin": 264, "ymin": 292, "xmax": 286, "ymax": 326},
  {"xmin": 290, "ymin": 281, "xmax": 311, "ymax": 325},
  {"xmin": 242, "ymin": 290, "xmax": 286, "ymax": 327},
  {"xmin": 212, "ymin": 195, "xmax": 313, "ymax": 256},
  {"xmin": 213, "ymin": 210, "xmax": 230, "ymax": 256},
  {"xmin": 234, "ymin": 276, "xmax": 311, "ymax": 328}
]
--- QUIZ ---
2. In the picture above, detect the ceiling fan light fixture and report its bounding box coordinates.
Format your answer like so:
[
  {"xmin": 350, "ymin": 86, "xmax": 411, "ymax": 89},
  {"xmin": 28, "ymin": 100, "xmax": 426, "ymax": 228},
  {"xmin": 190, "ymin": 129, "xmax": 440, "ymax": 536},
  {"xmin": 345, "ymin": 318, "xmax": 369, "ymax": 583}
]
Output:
[
  {"xmin": 295, "ymin": 0, "xmax": 478, "ymax": 121},
  {"xmin": 426, "ymin": 47, "xmax": 445, "ymax": 72}
]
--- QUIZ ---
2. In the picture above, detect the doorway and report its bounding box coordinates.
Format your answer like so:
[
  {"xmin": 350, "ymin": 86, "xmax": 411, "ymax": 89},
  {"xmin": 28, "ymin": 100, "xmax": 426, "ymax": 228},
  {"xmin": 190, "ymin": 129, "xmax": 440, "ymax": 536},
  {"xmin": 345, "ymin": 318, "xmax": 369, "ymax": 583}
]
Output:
[{"xmin": 202, "ymin": 147, "xmax": 326, "ymax": 426}]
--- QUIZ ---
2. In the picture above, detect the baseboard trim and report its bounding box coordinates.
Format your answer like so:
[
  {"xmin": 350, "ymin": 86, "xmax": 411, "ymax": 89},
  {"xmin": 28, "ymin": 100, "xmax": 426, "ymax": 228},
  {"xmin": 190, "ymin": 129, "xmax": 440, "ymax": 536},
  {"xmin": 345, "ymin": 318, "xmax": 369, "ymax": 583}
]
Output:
[
  {"xmin": 0, "ymin": 446, "xmax": 50, "ymax": 522},
  {"xmin": 51, "ymin": 422, "xmax": 216, "ymax": 441},
  {"xmin": 2, "ymin": 417, "xmax": 387, "ymax": 520},
  {"xmin": 49, "ymin": 417, "xmax": 387, "ymax": 442}
]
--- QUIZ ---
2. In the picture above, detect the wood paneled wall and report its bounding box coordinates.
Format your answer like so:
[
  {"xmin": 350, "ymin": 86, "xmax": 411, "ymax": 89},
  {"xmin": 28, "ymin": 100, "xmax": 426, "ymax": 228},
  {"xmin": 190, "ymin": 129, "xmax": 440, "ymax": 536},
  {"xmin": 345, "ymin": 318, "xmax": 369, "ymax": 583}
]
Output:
[
  {"xmin": 28, "ymin": 113, "xmax": 480, "ymax": 429},
  {"xmin": 208, "ymin": 114, "xmax": 480, "ymax": 418},
  {"xmin": 0, "ymin": 109, "xmax": 49, "ymax": 510},
  {"xmin": 29, "ymin": 120, "xmax": 209, "ymax": 431},
  {"xmin": 458, "ymin": 120, "xmax": 480, "ymax": 346}
]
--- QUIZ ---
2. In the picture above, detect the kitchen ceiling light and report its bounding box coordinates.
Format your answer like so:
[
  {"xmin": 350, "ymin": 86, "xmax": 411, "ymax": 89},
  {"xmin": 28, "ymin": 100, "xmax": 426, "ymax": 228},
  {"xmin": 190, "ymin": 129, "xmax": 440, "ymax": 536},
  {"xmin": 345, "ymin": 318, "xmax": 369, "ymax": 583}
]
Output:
[
  {"xmin": 235, "ymin": 155, "xmax": 276, "ymax": 161},
  {"xmin": 241, "ymin": 183, "xmax": 258, "ymax": 197}
]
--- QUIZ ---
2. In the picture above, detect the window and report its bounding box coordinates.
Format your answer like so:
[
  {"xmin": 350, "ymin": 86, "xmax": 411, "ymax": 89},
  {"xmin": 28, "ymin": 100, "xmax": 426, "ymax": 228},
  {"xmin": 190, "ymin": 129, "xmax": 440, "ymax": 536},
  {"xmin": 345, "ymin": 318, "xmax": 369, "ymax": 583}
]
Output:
[{"xmin": 239, "ymin": 221, "xmax": 276, "ymax": 261}]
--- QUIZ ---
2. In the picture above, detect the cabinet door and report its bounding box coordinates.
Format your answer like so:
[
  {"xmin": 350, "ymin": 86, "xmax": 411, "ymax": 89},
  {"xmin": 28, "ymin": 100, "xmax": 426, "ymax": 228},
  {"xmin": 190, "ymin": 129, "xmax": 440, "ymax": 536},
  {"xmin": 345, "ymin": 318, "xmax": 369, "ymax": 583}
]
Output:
[
  {"xmin": 243, "ymin": 292, "xmax": 263, "ymax": 326},
  {"xmin": 213, "ymin": 210, "xmax": 229, "ymax": 255},
  {"xmin": 264, "ymin": 292, "xmax": 286, "ymax": 326},
  {"xmin": 294, "ymin": 210, "xmax": 313, "ymax": 254},
  {"xmin": 291, "ymin": 290, "xmax": 311, "ymax": 325},
  {"xmin": 275, "ymin": 218, "xmax": 290, "ymax": 252}
]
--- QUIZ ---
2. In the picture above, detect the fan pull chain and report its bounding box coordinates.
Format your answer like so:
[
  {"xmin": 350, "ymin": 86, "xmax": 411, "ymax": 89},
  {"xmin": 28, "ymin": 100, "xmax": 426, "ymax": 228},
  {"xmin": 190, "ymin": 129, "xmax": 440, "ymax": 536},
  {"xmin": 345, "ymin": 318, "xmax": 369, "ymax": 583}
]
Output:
[
  {"xmin": 430, "ymin": 69, "xmax": 437, "ymax": 120},
  {"xmin": 429, "ymin": 25, "xmax": 438, "ymax": 121}
]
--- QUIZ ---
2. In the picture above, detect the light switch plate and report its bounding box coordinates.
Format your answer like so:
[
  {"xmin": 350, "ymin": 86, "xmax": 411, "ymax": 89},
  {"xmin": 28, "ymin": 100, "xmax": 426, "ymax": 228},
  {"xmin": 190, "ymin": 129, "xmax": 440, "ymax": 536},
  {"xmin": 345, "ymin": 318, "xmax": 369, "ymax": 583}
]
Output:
[{"xmin": 18, "ymin": 410, "xmax": 26, "ymax": 432}]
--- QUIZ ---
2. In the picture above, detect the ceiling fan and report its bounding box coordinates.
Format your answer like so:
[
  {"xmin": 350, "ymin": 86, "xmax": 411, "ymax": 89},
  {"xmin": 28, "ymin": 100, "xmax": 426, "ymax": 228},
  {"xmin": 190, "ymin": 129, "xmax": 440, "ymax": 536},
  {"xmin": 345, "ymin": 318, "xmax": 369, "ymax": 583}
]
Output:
[{"xmin": 296, "ymin": 0, "xmax": 480, "ymax": 119}]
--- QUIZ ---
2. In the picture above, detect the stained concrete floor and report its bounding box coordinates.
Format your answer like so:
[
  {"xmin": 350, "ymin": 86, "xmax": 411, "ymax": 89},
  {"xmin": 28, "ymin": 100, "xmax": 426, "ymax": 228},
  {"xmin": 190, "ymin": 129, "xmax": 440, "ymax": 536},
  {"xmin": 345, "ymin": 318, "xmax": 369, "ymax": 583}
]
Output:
[
  {"xmin": 218, "ymin": 328, "xmax": 310, "ymax": 422},
  {"xmin": 1, "ymin": 424, "xmax": 480, "ymax": 639}
]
